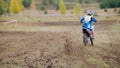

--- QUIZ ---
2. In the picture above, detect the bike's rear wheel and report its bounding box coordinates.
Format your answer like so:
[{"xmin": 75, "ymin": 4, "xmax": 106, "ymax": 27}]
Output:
[
  {"xmin": 83, "ymin": 34, "xmax": 94, "ymax": 46},
  {"xmin": 83, "ymin": 33, "xmax": 88, "ymax": 45}
]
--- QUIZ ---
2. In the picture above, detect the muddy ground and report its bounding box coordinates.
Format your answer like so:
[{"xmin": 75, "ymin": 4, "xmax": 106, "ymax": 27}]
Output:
[{"xmin": 0, "ymin": 20, "xmax": 120, "ymax": 68}]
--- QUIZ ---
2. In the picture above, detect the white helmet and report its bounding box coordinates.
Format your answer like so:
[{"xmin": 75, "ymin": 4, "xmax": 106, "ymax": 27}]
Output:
[{"xmin": 87, "ymin": 10, "xmax": 94, "ymax": 16}]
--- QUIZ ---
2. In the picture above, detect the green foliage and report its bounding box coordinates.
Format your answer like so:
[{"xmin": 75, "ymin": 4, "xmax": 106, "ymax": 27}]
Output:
[
  {"xmin": 59, "ymin": 0, "xmax": 66, "ymax": 14},
  {"xmin": 104, "ymin": 7, "xmax": 107, "ymax": 12},
  {"xmin": 39, "ymin": 5, "xmax": 45, "ymax": 11},
  {"xmin": 118, "ymin": 10, "xmax": 120, "ymax": 14},
  {"xmin": 3, "ymin": 0, "xmax": 9, "ymax": 13},
  {"xmin": 45, "ymin": 0, "xmax": 59, "ymax": 10},
  {"xmin": 118, "ymin": 9, "xmax": 120, "ymax": 16},
  {"xmin": 4, "ymin": 0, "xmax": 9, "ymax": 2},
  {"xmin": 100, "ymin": 0, "xmax": 120, "ymax": 8},
  {"xmin": 78, "ymin": 0, "xmax": 83, "ymax": 3},
  {"xmin": 94, "ymin": 12, "xmax": 98, "ymax": 17},
  {"xmin": 85, "ymin": 0, "xmax": 90, "ymax": 4},
  {"xmin": 70, "ymin": 10, "xmax": 73, "ymax": 14},
  {"xmin": 22, "ymin": 0, "xmax": 32, "ymax": 8},
  {"xmin": 50, "ymin": 0, "xmax": 59, "ymax": 10},
  {"xmin": 96, "ymin": 0, "xmax": 104, "ymax": 2},
  {"xmin": 0, "ymin": 0, "xmax": 4, "ymax": 15},
  {"xmin": 55, "ymin": 0, "xmax": 59, "ymax": 10},
  {"xmin": 55, "ymin": 4, "xmax": 59, "ymax": 10},
  {"xmin": 9, "ymin": 0, "xmax": 21, "ymax": 14},
  {"xmin": 49, "ymin": 0, "xmax": 53, "ymax": 4},
  {"xmin": 42, "ymin": 0, "xmax": 47, "ymax": 5},
  {"xmin": 44, "ymin": 10, "xmax": 47, "ymax": 14}
]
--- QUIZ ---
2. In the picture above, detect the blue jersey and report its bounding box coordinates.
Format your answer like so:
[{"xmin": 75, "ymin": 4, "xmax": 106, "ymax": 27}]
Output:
[{"xmin": 80, "ymin": 16, "xmax": 97, "ymax": 30}]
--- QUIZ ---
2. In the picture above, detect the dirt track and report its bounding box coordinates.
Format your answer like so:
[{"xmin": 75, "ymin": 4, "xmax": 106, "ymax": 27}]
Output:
[{"xmin": 0, "ymin": 20, "xmax": 120, "ymax": 68}]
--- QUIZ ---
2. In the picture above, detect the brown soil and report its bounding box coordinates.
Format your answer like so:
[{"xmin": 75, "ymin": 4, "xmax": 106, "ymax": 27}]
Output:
[{"xmin": 0, "ymin": 20, "xmax": 120, "ymax": 68}]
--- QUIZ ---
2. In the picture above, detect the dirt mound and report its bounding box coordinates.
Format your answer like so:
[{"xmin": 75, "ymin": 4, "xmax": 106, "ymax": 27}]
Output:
[{"xmin": 0, "ymin": 31, "xmax": 81, "ymax": 68}]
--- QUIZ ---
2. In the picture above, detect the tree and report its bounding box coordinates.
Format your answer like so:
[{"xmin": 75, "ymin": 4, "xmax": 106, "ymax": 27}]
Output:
[
  {"xmin": 78, "ymin": 0, "xmax": 83, "ymax": 3},
  {"xmin": 22, "ymin": 0, "xmax": 32, "ymax": 8},
  {"xmin": 4, "ymin": 0, "xmax": 9, "ymax": 14},
  {"xmin": 52, "ymin": 0, "xmax": 59, "ymax": 10},
  {"xmin": 18, "ymin": 0, "xmax": 24, "ymax": 11},
  {"xmin": 100, "ymin": 0, "xmax": 120, "ymax": 9},
  {"xmin": 59, "ymin": 0, "xmax": 66, "ymax": 14},
  {"xmin": 73, "ymin": 2, "xmax": 80, "ymax": 15},
  {"xmin": 96, "ymin": 0, "xmax": 104, "ymax": 2},
  {"xmin": 39, "ymin": 5, "xmax": 45, "ymax": 11},
  {"xmin": 85, "ymin": 0, "xmax": 90, "ymax": 4},
  {"xmin": 49, "ymin": 0, "xmax": 53, "ymax": 4},
  {"xmin": 0, "ymin": 0, "xmax": 4, "ymax": 15},
  {"xmin": 9, "ymin": 0, "xmax": 21, "ymax": 14},
  {"xmin": 51, "ymin": 0, "xmax": 59, "ymax": 10}
]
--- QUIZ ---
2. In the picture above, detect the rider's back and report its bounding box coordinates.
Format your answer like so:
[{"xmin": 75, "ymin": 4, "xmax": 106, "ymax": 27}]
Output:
[
  {"xmin": 84, "ymin": 15, "xmax": 92, "ymax": 22},
  {"xmin": 80, "ymin": 15, "xmax": 97, "ymax": 30}
]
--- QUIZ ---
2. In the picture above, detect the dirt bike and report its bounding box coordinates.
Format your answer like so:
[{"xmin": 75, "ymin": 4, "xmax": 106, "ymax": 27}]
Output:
[{"xmin": 83, "ymin": 28, "xmax": 94, "ymax": 46}]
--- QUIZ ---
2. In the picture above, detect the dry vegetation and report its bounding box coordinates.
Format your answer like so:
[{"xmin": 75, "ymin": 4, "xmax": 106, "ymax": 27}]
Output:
[
  {"xmin": 0, "ymin": 0, "xmax": 120, "ymax": 68},
  {"xmin": 0, "ymin": 1, "xmax": 120, "ymax": 68},
  {"xmin": 0, "ymin": 20, "xmax": 120, "ymax": 68}
]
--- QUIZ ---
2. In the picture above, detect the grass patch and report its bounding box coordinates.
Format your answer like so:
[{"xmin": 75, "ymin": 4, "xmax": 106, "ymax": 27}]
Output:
[
  {"xmin": 0, "ymin": 15, "xmax": 79, "ymax": 23},
  {"xmin": 96, "ymin": 16, "xmax": 120, "ymax": 21},
  {"xmin": 0, "ymin": 23, "xmax": 68, "ymax": 31},
  {"xmin": 0, "ymin": 16, "xmax": 40, "ymax": 22},
  {"xmin": 87, "ymin": 58, "xmax": 109, "ymax": 68},
  {"xmin": 0, "ymin": 14, "xmax": 120, "ymax": 23},
  {"xmin": 73, "ymin": 61, "xmax": 86, "ymax": 68},
  {"xmin": 112, "ymin": 23, "xmax": 120, "ymax": 30}
]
